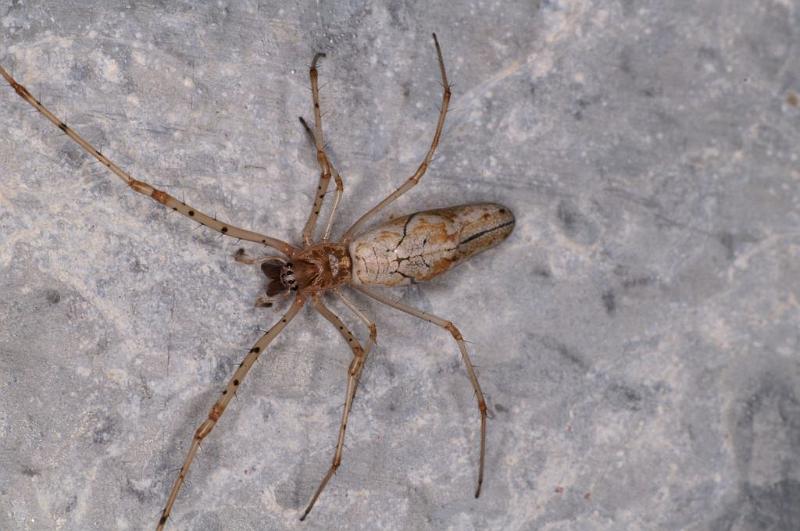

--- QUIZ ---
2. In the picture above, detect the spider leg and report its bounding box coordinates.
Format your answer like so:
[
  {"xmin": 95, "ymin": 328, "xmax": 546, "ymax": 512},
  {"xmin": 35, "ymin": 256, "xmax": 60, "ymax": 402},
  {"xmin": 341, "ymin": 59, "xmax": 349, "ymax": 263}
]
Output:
[
  {"xmin": 334, "ymin": 290, "xmax": 376, "ymax": 403},
  {"xmin": 300, "ymin": 54, "xmax": 336, "ymax": 245},
  {"xmin": 352, "ymin": 285, "xmax": 486, "ymax": 498},
  {"xmin": 156, "ymin": 296, "xmax": 306, "ymax": 530},
  {"xmin": 233, "ymin": 247, "xmax": 285, "ymax": 266},
  {"xmin": 334, "ymin": 288, "xmax": 377, "ymax": 356},
  {"xmin": 0, "ymin": 65, "xmax": 297, "ymax": 257},
  {"xmin": 299, "ymin": 116, "xmax": 344, "ymax": 242},
  {"xmin": 322, "ymin": 171, "xmax": 344, "ymax": 242},
  {"xmin": 301, "ymin": 294, "xmax": 369, "ymax": 520},
  {"xmin": 342, "ymin": 34, "xmax": 450, "ymax": 242}
]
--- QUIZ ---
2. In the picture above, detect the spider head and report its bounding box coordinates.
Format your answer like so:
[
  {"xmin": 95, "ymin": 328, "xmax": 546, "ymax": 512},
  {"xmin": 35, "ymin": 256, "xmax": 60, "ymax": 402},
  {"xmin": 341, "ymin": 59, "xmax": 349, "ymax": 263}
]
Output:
[
  {"xmin": 261, "ymin": 259, "xmax": 293, "ymax": 296},
  {"xmin": 260, "ymin": 259, "xmax": 316, "ymax": 295}
]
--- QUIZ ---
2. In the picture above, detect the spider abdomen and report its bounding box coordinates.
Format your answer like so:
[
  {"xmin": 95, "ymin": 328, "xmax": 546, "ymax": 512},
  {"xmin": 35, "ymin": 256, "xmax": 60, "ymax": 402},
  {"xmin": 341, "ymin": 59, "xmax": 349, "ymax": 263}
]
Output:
[{"xmin": 349, "ymin": 203, "xmax": 514, "ymax": 286}]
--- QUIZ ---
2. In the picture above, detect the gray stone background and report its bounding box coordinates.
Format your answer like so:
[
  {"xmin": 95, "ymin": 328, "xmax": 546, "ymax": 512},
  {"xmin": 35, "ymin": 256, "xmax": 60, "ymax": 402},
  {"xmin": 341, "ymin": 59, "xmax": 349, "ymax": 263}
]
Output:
[{"xmin": 1, "ymin": 1, "xmax": 798, "ymax": 530}]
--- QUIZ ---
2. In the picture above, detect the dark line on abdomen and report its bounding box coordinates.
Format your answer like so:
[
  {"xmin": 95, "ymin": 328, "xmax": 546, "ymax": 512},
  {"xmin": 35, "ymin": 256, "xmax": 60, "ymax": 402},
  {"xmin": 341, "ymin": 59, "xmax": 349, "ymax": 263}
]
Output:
[
  {"xmin": 459, "ymin": 219, "xmax": 515, "ymax": 246},
  {"xmin": 395, "ymin": 212, "xmax": 419, "ymax": 249}
]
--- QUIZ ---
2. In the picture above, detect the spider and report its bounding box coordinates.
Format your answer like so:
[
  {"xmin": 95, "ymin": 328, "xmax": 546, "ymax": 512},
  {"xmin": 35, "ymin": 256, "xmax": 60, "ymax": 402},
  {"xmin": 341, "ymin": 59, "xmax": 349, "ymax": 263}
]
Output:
[{"xmin": 1, "ymin": 33, "xmax": 515, "ymax": 529}]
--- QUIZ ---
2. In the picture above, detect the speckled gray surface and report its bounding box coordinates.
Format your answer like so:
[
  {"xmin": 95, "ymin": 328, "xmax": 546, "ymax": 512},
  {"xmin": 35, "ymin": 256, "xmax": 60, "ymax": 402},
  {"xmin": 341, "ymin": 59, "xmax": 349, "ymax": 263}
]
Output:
[{"xmin": 1, "ymin": 1, "xmax": 799, "ymax": 530}]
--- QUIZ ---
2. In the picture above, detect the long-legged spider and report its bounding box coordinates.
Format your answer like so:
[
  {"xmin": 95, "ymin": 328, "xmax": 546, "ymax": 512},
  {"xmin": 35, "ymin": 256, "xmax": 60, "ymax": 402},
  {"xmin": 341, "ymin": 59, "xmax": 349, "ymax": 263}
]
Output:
[{"xmin": 1, "ymin": 34, "xmax": 515, "ymax": 529}]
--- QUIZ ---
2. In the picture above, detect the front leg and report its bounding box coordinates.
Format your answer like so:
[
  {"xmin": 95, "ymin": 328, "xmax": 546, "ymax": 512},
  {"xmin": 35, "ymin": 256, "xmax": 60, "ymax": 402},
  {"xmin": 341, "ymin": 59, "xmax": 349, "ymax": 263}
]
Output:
[
  {"xmin": 299, "ymin": 116, "xmax": 344, "ymax": 242},
  {"xmin": 300, "ymin": 54, "xmax": 335, "ymax": 245},
  {"xmin": 0, "ymin": 65, "xmax": 297, "ymax": 257}
]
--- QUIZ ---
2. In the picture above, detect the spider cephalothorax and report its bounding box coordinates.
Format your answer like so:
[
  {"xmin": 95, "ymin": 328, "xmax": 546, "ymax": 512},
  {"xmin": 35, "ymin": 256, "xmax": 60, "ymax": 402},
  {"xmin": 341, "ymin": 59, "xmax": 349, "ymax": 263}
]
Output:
[{"xmin": 261, "ymin": 244, "xmax": 352, "ymax": 296}]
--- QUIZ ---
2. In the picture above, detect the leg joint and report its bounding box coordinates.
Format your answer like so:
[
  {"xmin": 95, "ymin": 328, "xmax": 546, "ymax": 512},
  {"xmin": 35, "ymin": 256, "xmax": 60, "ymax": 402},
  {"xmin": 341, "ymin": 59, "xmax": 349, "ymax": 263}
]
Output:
[
  {"xmin": 209, "ymin": 403, "xmax": 224, "ymax": 422},
  {"xmin": 195, "ymin": 419, "xmax": 215, "ymax": 440},
  {"xmin": 151, "ymin": 189, "xmax": 169, "ymax": 204},
  {"xmin": 444, "ymin": 321, "xmax": 463, "ymax": 340},
  {"xmin": 348, "ymin": 355, "xmax": 364, "ymax": 375},
  {"xmin": 129, "ymin": 178, "xmax": 152, "ymax": 195}
]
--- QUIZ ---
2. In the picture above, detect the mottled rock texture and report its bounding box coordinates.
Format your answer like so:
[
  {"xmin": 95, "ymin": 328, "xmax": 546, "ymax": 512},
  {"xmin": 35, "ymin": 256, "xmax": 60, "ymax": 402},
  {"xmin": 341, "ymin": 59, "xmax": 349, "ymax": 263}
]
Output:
[{"xmin": 1, "ymin": 1, "xmax": 798, "ymax": 530}]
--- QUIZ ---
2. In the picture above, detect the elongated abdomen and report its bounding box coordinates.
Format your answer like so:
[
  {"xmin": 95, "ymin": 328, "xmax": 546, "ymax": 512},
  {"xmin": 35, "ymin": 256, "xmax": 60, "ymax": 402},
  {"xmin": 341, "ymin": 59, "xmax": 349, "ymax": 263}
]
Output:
[{"xmin": 349, "ymin": 203, "xmax": 515, "ymax": 286}]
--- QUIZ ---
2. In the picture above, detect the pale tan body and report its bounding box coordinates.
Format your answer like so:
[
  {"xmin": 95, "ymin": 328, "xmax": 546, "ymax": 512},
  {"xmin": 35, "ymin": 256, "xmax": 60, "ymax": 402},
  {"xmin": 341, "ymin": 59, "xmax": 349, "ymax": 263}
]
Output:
[
  {"xmin": 351, "ymin": 203, "xmax": 515, "ymax": 286},
  {"xmin": 1, "ymin": 35, "xmax": 514, "ymax": 529}
]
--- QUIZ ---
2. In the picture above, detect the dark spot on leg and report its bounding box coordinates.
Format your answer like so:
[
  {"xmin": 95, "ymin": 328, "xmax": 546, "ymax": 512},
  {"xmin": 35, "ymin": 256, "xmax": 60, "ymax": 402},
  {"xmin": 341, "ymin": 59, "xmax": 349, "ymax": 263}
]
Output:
[
  {"xmin": 233, "ymin": 379, "xmax": 239, "ymax": 386},
  {"xmin": 58, "ymin": 122, "xmax": 68, "ymax": 132},
  {"xmin": 188, "ymin": 210, "xmax": 195, "ymax": 216},
  {"xmin": 221, "ymin": 227, "xmax": 228, "ymax": 233}
]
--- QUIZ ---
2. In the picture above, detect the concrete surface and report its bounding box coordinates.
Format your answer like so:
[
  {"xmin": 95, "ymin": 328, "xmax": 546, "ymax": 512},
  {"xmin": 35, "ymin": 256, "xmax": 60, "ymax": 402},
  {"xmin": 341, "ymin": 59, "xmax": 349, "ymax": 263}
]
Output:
[{"xmin": 1, "ymin": 1, "xmax": 799, "ymax": 530}]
